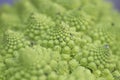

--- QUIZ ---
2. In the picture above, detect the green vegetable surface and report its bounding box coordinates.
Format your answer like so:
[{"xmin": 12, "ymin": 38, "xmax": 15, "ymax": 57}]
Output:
[{"xmin": 0, "ymin": 0, "xmax": 120, "ymax": 80}]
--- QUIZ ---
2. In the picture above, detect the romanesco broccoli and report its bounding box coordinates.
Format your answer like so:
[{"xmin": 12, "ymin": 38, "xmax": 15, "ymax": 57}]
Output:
[{"xmin": 0, "ymin": 0, "xmax": 120, "ymax": 80}]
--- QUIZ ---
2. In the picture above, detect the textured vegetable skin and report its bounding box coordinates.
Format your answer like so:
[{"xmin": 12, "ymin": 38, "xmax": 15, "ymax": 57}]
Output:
[{"xmin": 0, "ymin": 0, "xmax": 120, "ymax": 80}]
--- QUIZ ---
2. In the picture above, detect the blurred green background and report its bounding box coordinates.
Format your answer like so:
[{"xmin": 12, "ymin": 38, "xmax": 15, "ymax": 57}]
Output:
[{"xmin": 0, "ymin": 0, "xmax": 120, "ymax": 11}]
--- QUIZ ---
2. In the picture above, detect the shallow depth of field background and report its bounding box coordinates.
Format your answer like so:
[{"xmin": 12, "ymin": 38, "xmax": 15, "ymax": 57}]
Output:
[{"xmin": 0, "ymin": 0, "xmax": 120, "ymax": 11}]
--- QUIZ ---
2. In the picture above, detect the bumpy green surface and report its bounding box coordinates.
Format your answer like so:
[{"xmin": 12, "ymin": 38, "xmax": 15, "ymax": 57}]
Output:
[{"xmin": 0, "ymin": 0, "xmax": 120, "ymax": 80}]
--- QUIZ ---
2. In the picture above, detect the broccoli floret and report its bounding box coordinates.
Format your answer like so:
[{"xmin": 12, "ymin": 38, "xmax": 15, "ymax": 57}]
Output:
[
  {"xmin": 25, "ymin": 12, "xmax": 55, "ymax": 41},
  {"xmin": 0, "ymin": 30, "xmax": 30, "ymax": 58}
]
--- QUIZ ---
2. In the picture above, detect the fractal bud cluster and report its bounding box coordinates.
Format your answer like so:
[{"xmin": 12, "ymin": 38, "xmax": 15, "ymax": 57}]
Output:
[{"xmin": 0, "ymin": 0, "xmax": 120, "ymax": 80}]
